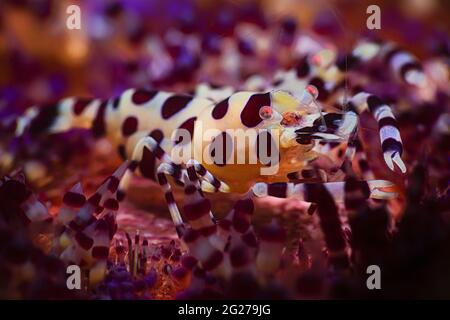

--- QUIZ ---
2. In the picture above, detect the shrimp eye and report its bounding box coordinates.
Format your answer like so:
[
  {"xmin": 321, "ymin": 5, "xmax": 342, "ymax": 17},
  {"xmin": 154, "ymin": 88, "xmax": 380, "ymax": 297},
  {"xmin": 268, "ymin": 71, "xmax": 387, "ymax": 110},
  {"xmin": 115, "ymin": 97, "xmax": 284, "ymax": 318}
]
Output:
[
  {"xmin": 306, "ymin": 85, "xmax": 319, "ymax": 99},
  {"xmin": 259, "ymin": 106, "xmax": 273, "ymax": 120}
]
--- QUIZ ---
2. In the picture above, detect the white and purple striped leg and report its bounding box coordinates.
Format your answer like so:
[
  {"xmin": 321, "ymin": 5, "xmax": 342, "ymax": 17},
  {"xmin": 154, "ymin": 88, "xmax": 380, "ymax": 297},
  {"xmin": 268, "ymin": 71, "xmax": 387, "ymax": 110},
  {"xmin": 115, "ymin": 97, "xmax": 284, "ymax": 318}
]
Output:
[
  {"xmin": 156, "ymin": 163, "xmax": 185, "ymax": 237},
  {"xmin": 252, "ymin": 179, "xmax": 397, "ymax": 202},
  {"xmin": 179, "ymin": 165, "xmax": 229, "ymax": 275},
  {"xmin": 119, "ymin": 135, "xmax": 185, "ymax": 234},
  {"xmin": 116, "ymin": 135, "xmax": 184, "ymax": 201},
  {"xmin": 382, "ymin": 44, "xmax": 426, "ymax": 87},
  {"xmin": 119, "ymin": 135, "xmax": 229, "ymax": 197},
  {"xmin": 348, "ymin": 40, "xmax": 426, "ymax": 87},
  {"xmin": 348, "ymin": 92, "xmax": 406, "ymax": 173},
  {"xmin": 186, "ymin": 159, "xmax": 230, "ymax": 193}
]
